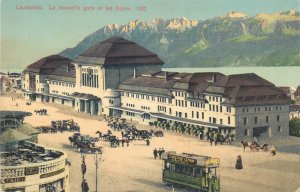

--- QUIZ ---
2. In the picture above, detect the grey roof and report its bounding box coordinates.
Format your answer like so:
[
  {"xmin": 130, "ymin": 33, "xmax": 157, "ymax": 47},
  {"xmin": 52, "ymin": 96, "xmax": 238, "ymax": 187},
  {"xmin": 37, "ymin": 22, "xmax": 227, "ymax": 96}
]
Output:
[
  {"xmin": 0, "ymin": 111, "xmax": 32, "ymax": 120},
  {"xmin": 118, "ymin": 71, "xmax": 291, "ymax": 106},
  {"xmin": 74, "ymin": 37, "xmax": 164, "ymax": 66}
]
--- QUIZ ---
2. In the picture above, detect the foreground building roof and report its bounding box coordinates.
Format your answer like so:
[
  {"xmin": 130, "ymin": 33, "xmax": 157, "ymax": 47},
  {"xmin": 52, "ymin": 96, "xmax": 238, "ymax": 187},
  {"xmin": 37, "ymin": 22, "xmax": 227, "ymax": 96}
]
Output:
[{"xmin": 74, "ymin": 37, "xmax": 164, "ymax": 66}]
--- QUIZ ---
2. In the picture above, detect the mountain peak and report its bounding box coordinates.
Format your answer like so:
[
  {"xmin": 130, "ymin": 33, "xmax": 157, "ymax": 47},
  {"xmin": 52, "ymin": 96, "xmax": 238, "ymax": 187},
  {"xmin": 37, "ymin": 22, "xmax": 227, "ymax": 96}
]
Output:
[
  {"xmin": 225, "ymin": 11, "xmax": 249, "ymax": 19},
  {"xmin": 166, "ymin": 17, "xmax": 199, "ymax": 30},
  {"xmin": 280, "ymin": 9, "xmax": 299, "ymax": 16}
]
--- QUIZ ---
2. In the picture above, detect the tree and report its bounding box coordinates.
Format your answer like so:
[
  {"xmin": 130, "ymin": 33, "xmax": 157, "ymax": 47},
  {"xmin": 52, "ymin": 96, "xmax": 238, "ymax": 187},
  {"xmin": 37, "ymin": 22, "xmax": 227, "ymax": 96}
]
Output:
[{"xmin": 289, "ymin": 118, "xmax": 300, "ymax": 137}]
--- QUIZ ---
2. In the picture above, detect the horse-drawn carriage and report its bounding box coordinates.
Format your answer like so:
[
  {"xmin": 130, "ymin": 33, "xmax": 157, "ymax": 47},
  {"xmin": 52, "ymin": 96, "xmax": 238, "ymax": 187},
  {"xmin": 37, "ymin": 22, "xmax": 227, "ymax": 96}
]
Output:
[
  {"xmin": 69, "ymin": 133, "xmax": 101, "ymax": 153},
  {"xmin": 241, "ymin": 141, "xmax": 269, "ymax": 152},
  {"xmin": 51, "ymin": 119, "xmax": 80, "ymax": 132},
  {"xmin": 34, "ymin": 109, "xmax": 47, "ymax": 115}
]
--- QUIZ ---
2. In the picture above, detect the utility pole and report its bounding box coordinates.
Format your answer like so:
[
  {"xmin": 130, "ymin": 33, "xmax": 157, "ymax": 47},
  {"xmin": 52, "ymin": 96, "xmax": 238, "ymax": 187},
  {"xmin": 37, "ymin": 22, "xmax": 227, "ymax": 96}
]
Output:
[{"xmin": 94, "ymin": 152, "xmax": 102, "ymax": 192}]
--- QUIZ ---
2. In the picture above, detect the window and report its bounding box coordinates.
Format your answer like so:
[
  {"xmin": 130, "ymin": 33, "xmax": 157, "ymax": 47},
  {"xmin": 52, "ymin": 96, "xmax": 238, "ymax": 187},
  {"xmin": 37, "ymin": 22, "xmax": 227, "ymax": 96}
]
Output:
[
  {"xmin": 220, "ymin": 119, "xmax": 223, "ymax": 124},
  {"xmin": 244, "ymin": 129, "xmax": 248, "ymax": 136},
  {"xmin": 228, "ymin": 117, "xmax": 231, "ymax": 124},
  {"xmin": 196, "ymin": 112, "xmax": 199, "ymax": 119},
  {"xmin": 254, "ymin": 117, "xmax": 258, "ymax": 124},
  {"xmin": 209, "ymin": 117, "xmax": 212, "ymax": 122},
  {"xmin": 216, "ymin": 105, "xmax": 219, "ymax": 112},
  {"xmin": 202, "ymin": 112, "xmax": 204, "ymax": 119},
  {"xmin": 169, "ymin": 108, "xmax": 172, "ymax": 115},
  {"xmin": 213, "ymin": 97, "xmax": 215, "ymax": 101},
  {"xmin": 185, "ymin": 113, "xmax": 187, "ymax": 118},
  {"xmin": 266, "ymin": 116, "xmax": 269, "ymax": 123},
  {"xmin": 220, "ymin": 106, "xmax": 222, "ymax": 112},
  {"xmin": 216, "ymin": 97, "xmax": 218, "ymax": 102},
  {"xmin": 226, "ymin": 107, "xmax": 231, "ymax": 113},
  {"xmin": 243, "ymin": 117, "xmax": 247, "ymax": 125},
  {"xmin": 192, "ymin": 111, "xmax": 194, "ymax": 118},
  {"xmin": 209, "ymin": 104, "xmax": 211, "ymax": 111},
  {"xmin": 277, "ymin": 115, "xmax": 280, "ymax": 122},
  {"xmin": 209, "ymin": 96, "xmax": 211, "ymax": 101},
  {"xmin": 278, "ymin": 126, "xmax": 282, "ymax": 132}
]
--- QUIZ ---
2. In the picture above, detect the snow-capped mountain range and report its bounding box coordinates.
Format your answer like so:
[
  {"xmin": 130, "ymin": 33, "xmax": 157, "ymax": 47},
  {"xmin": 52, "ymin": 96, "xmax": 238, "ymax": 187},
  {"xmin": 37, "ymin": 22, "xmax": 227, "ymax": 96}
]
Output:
[{"xmin": 61, "ymin": 10, "xmax": 300, "ymax": 67}]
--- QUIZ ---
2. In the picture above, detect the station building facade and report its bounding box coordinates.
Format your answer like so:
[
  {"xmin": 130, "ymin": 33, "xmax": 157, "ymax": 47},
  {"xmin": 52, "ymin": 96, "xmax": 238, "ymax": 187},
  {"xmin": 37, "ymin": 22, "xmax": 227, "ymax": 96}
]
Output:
[{"xmin": 22, "ymin": 37, "xmax": 292, "ymax": 139}]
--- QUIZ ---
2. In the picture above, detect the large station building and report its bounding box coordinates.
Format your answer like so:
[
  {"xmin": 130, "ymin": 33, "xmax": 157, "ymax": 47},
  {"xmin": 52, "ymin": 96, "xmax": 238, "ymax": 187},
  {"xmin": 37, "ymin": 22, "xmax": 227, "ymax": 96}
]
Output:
[{"xmin": 22, "ymin": 37, "xmax": 292, "ymax": 139}]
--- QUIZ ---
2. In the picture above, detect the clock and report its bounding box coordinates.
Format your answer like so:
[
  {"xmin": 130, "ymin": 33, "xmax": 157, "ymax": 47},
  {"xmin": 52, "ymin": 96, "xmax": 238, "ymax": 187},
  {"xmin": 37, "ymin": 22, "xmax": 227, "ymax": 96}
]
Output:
[{"xmin": 87, "ymin": 67, "xmax": 93, "ymax": 77}]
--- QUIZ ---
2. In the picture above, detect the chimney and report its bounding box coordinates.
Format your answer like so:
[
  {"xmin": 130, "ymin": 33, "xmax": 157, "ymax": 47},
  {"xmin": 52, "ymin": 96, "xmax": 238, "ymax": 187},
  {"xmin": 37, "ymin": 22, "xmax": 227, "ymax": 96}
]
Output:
[
  {"xmin": 133, "ymin": 67, "xmax": 137, "ymax": 79},
  {"xmin": 165, "ymin": 71, "xmax": 168, "ymax": 82},
  {"xmin": 212, "ymin": 74, "xmax": 216, "ymax": 83}
]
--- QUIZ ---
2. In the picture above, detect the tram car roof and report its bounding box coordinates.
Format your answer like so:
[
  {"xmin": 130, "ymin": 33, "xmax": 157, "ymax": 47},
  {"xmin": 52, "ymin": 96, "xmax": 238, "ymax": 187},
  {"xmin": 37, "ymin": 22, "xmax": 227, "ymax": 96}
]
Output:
[{"xmin": 162, "ymin": 151, "xmax": 220, "ymax": 167}]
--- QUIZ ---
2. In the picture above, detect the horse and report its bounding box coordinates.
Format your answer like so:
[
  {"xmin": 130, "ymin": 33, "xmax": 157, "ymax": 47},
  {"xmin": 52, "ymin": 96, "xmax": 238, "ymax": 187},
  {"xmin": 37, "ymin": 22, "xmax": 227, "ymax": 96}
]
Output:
[{"xmin": 241, "ymin": 141, "xmax": 252, "ymax": 152}]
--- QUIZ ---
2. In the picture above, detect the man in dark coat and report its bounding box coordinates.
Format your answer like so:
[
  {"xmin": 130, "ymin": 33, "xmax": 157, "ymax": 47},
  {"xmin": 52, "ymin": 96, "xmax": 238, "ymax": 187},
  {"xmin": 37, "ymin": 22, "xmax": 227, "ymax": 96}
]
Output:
[
  {"xmin": 81, "ymin": 179, "xmax": 89, "ymax": 192},
  {"xmin": 158, "ymin": 148, "xmax": 163, "ymax": 159},
  {"xmin": 153, "ymin": 148, "xmax": 158, "ymax": 159}
]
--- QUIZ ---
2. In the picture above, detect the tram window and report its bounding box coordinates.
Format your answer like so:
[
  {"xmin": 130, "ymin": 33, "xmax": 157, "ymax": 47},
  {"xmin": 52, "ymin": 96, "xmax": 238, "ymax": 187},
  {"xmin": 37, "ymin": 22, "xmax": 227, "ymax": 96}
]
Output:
[
  {"xmin": 194, "ymin": 167, "xmax": 201, "ymax": 178},
  {"xmin": 170, "ymin": 164, "xmax": 176, "ymax": 172}
]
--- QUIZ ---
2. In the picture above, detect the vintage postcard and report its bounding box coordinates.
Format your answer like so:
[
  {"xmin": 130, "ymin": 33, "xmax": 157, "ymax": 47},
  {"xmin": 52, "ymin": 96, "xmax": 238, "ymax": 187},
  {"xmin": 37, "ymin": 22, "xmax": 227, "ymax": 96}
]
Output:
[{"xmin": 1, "ymin": 0, "xmax": 300, "ymax": 192}]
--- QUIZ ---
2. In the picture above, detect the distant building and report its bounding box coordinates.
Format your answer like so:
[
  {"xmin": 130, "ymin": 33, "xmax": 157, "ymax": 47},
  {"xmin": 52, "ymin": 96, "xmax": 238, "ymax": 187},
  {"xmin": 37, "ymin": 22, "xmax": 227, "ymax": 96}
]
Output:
[
  {"xmin": 22, "ymin": 36, "xmax": 292, "ymax": 139},
  {"xmin": 279, "ymin": 86, "xmax": 295, "ymax": 100},
  {"xmin": 294, "ymin": 86, "xmax": 300, "ymax": 102},
  {"xmin": 8, "ymin": 72, "xmax": 22, "ymax": 90},
  {"xmin": 290, "ymin": 105, "xmax": 300, "ymax": 119}
]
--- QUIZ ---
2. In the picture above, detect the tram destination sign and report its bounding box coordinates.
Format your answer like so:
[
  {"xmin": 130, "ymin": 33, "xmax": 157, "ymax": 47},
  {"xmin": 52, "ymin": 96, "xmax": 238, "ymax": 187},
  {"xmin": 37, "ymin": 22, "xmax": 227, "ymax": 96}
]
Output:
[{"xmin": 167, "ymin": 154, "xmax": 197, "ymax": 165}]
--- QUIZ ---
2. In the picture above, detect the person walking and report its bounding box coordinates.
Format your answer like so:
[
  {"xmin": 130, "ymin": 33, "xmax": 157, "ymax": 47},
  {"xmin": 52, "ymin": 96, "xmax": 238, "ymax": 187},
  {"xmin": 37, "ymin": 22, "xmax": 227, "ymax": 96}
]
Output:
[
  {"xmin": 153, "ymin": 148, "xmax": 158, "ymax": 159},
  {"xmin": 235, "ymin": 155, "xmax": 243, "ymax": 169},
  {"xmin": 146, "ymin": 139, "xmax": 150, "ymax": 146},
  {"xmin": 81, "ymin": 179, "xmax": 89, "ymax": 192},
  {"xmin": 126, "ymin": 139, "xmax": 130, "ymax": 147},
  {"xmin": 158, "ymin": 148, "xmax": 163, "ymax": 160},
  {"xmin": 270, "ymin": 145, "xmax": 277, "ymax": 156}
]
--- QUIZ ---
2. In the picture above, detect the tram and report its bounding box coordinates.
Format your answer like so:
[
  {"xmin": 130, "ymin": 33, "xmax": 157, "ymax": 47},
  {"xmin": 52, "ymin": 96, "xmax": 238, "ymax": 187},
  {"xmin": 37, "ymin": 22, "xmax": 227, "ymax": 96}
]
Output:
[{"xmin": 162, "ymin": 151, "xmax": 220, "ymax": 192}]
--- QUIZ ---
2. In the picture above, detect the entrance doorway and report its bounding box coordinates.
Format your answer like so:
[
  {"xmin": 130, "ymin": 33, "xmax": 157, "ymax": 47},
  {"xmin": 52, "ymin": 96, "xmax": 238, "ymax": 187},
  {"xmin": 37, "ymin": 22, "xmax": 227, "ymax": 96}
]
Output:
[{"xmin": 253, "ymin": 126, "xmax": 268, "ymax": 138}]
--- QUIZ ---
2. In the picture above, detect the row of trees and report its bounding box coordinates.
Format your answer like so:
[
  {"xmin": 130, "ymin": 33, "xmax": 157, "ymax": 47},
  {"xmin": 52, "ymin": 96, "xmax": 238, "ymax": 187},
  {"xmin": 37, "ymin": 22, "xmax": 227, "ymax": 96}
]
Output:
[
  {"xmin": 149, "ymin": 120, "xmax": 235, "ymax": 141},
  {"xmin": 289, "ymin": 117, "xmax": 300, "ymax": 137}
]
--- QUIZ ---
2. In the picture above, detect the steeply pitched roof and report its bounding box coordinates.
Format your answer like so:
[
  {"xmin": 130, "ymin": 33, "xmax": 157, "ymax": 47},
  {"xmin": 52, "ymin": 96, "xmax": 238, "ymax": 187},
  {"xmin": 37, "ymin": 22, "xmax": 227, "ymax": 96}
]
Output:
[
  {"xmin": 74, "ymin": 37, "xmax": 164, "ymax": 66},
  {"xmin": 23, "ymin": 55, "xmax": 76, "ymax": 82},
  {"xmin": 24, "ymin": 55, "xmax": 72, "ymax": 75},
  {"xmin": 294, "ymin": 86, "xmax": 300, "ymax": 97}
]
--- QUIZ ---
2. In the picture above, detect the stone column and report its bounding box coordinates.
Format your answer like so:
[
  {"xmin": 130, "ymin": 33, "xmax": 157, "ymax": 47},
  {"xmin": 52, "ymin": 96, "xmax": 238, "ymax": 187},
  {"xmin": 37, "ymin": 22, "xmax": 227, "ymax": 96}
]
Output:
[
  {"xmin": 91, "ymin": 100, "xmax": 96, "ymax": 115},
  {"xmin": 85, "ymin": 100, "xmax": 89, "ymax": 114},
  {"xmin": 98, "ymin": 100, "xmax": 102, "ymax": 116}
]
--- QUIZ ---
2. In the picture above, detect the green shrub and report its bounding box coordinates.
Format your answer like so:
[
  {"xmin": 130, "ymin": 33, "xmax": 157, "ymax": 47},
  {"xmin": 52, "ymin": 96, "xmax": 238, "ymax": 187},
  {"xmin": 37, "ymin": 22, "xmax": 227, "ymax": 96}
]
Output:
[{"xmin": 289, "ymin": 118, "xmax": 300, "ymax": 137}]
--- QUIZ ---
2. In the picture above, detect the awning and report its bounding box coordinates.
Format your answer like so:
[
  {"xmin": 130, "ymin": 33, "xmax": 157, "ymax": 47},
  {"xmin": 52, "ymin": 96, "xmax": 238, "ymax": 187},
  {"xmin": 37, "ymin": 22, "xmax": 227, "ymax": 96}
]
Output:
[
  {"xmin": 150, "ymin": 113, "xmax": 234, "ymax": 129},
  {"xmin": 39, "ymin": 92, "xmax": 74, "ymax": 100},
  {"xmin": 107, "ymin": 106, "xmax": 144, "ymax": 114},
  {"xmin": 70, "ymin": 92, "xmax": 100, "ymax": 100}
]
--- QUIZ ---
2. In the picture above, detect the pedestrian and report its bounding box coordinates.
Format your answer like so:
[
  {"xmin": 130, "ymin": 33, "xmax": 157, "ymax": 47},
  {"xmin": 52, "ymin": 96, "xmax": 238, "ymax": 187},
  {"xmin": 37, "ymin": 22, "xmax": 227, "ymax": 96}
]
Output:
[
  {"xmin": 122, "ymin": 139, "xmax": 124, "ymax": 147},
  {"xmin": 158, "ymin": 148, "xmax": 162, "ymax": 160},
  {"xmin": 161, "ymin": 148, "xmax": 165, "ymax": 154},
  {"xmin": 253, "ymin": 136, "xmax": 258, "ymax": 143},
  {"xmin": 208, "ymin": 169, "xmax": 213, "ymax": 188},
  {"xmin": 146, "ymin": 139, "xmax": 150, "ymax": 146},
  {"xmin": 270, "ymin": 145, "xmax": 277, "ymax": 156},
  {"xmin": 235, "ymin": 155, "xmax": 243, "ymax": 169},
  {"xmin": 153, "ymin": 148, "xmax": 158, "ymax": 159},
  {"xmin": 81, "ymin": 179, "xmax": 89, "ymax": 192},
  {"xmin": 121, "ymin": 131, "xmax": 124, "ymax": 138},
  {"xmin": 126, "ymin": 139, "xmax": 130, "ymax": 147}
]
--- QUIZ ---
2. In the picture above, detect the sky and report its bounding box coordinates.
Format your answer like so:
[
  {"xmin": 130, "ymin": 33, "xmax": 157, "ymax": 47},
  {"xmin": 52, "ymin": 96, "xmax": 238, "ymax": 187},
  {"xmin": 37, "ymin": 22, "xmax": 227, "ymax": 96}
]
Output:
[{"xmin": 1, "ymin": 0, "xmax": 299, "ymax": 71}]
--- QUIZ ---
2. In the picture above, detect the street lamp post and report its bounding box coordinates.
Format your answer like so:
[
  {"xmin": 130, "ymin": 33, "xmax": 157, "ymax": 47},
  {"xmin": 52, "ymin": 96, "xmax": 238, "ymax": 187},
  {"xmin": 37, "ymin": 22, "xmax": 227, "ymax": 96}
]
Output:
[{"xmin": 94, "ymin": 152, "xmax": 102, "ymax": 192}]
